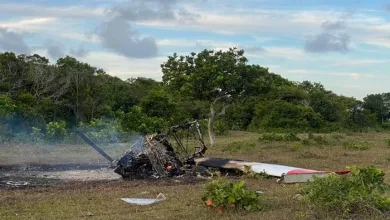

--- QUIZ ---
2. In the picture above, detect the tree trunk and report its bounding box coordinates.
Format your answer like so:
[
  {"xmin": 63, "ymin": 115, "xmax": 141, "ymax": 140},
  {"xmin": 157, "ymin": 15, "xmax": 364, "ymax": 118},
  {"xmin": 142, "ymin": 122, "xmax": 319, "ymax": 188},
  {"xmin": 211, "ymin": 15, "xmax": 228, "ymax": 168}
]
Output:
[
  {"xmin": 208, "ymin": 115, "xmax": 216, "ymax": 147},
  {"xmin": 208, "ymin": 101, "xmax": 217, "ymax": 146}
]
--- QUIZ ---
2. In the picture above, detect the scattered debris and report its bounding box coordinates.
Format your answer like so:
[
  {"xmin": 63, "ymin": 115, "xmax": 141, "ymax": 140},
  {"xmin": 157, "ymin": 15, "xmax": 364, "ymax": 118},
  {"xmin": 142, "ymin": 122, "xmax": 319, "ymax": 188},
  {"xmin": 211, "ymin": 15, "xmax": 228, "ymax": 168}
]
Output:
[
  {"xmin": 121, "ymin": 193, "xmax": 166, "ymax": 205},
  {"xmin": 6, "ymin": 181, "xmax": 29, "ymax": 187},
  {"xmin": 294, "ymin": 194, "xmax": 304, "ymax": 201},
  {"xmin": 194, "ymin": 157, "xmax": 351, "ymax": 183},
  {"xmin": 112, "ymin": 133, "xmax": 183, "ymax": 179},
  {"xmin": 86, "ymin": 211, "xmax": 94, "ymax": 217},
  {"xmin": 77, "ymin": 120, "xmax": 350, "ymax": 183},
  {"xmin": 77, "ymin": 120, "xmax": 208, "ymax": 179}
]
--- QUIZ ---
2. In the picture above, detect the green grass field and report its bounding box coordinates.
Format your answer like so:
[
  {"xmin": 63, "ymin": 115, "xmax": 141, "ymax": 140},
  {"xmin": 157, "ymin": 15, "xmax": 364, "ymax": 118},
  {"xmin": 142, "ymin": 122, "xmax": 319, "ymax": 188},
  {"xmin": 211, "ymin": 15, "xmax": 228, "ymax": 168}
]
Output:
[{"xmin": 1, "ymin": 131, "xmax": 390, "ymax": 219}]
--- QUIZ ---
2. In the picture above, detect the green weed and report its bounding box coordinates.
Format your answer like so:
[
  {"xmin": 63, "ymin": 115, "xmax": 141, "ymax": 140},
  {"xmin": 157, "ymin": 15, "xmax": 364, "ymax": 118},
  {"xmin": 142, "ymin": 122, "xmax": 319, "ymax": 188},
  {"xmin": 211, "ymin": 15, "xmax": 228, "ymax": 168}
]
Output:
[
  {"xmin": 202, "ymin": 177, "xmax": 263, "ymax": 213},
  {"xmin": 343, "ymin": 140, "xmax": 370, "ymax": 151}
]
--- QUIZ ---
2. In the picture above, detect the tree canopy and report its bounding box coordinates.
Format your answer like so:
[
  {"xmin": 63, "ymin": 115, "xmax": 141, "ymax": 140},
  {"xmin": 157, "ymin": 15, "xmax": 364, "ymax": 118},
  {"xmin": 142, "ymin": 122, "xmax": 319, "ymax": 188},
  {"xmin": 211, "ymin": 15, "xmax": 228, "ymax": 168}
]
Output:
[{"xmin": 0, "ymin": 49, "xmax": 388, "ymax": 144}]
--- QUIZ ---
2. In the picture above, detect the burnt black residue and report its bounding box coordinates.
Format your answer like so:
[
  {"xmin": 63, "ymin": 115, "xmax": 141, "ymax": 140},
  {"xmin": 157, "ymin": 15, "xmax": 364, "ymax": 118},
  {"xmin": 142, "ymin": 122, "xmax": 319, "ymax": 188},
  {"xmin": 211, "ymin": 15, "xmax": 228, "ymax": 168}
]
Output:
[
  {"xmin": 0, "ymin": 163, "xmax": 110, "ymax": 172},
  {"xmin": 0, "ymin": 163, "xmax": 112, "ymax": 189}
]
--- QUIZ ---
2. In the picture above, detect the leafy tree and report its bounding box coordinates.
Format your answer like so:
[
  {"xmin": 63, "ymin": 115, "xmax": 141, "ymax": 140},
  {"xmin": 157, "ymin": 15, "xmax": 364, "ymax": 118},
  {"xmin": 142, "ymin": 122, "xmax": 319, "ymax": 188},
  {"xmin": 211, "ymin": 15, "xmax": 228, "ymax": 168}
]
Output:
[
  {"xmin": 161, "ymin": 47, "xmax": 266, "ymax": 146},
  {"xmin": 363, "ymin": 93, "xmax": 390, "ymax": 123},
  {"xmin": 140, "ymin": 87, "xmax": 177, "ymax": 120},
  {"xmin": 249, "ymin": 100, "xmax": 322, "ymax": 132}
]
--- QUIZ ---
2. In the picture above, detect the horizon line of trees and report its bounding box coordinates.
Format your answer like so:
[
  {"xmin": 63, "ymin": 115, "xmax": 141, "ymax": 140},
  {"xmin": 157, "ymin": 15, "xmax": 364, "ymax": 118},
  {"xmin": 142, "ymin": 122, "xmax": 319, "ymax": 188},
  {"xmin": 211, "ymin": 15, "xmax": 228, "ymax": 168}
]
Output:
[{"xmin": 0, "ymin": 48, "xmax": 389, "ymax": 145}]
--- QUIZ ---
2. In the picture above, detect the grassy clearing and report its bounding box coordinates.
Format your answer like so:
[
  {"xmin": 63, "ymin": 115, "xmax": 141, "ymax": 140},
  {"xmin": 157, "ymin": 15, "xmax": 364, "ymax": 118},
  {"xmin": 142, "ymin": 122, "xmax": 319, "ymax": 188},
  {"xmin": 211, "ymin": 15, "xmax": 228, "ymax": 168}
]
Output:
[{"xmin": 1, "ymin": 131, "xmax": 390, "ymax": 219}]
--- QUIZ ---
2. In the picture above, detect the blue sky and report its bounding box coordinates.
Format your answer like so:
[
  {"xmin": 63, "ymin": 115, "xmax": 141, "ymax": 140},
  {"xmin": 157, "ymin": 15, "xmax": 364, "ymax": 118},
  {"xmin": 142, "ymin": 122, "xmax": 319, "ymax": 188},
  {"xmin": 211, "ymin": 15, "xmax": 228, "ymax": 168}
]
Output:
[{"xmin": 0, "ymin": 0, "xmax": 389, "ymax": 100}]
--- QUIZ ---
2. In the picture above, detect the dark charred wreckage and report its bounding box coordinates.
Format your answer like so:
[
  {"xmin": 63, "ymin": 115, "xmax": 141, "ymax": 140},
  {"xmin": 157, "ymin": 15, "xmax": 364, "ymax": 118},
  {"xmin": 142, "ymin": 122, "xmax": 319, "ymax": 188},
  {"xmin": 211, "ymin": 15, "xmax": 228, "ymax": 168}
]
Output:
[{"xmin": 76, "ymin": 120, "xmax": 208, "ymax": 179}]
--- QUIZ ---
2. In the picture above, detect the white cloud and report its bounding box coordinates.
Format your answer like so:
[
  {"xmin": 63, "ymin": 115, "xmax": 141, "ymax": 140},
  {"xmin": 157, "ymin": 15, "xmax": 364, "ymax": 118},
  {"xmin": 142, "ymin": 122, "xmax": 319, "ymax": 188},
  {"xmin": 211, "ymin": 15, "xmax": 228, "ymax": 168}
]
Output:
[
  {"xmin": 0, "ymin": 4, "xmax": 104, "ymax": 19},
  {"xmin": 136, "ymin": 7, "xmax": 390, "ymax": 50},
  {"xmin": 329, "ymin": 58, "xmax": 390, "ymax": 67},
  {"xmin": 78, "ymin": 51, "xmax": 166, "ymax": 80},
  {"xmin": 60, "ymin": 32, "xmax": 101, "ymax": 44},
  {"xmin": 156, "ymin": 39, "xmax": 193, "ymax": 47},
  {"xmin": 275, "ymin": 68, "xmax": 374, "ymax": 80},
  {"xmin": 363, "ymin": 38, "xmax": 390, "ymax": 48},
  {"xmin": 0, "ymin": 17, "xmax": 57, "ymax": 32}
]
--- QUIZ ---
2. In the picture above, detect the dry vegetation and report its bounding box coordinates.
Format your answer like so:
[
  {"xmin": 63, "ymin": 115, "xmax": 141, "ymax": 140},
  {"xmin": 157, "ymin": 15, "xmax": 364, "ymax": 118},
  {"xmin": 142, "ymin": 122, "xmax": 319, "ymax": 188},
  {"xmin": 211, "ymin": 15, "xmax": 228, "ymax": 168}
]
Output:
[{"xmin": 1, "ymin": 131, "xmax": 390, "ymax": 220}]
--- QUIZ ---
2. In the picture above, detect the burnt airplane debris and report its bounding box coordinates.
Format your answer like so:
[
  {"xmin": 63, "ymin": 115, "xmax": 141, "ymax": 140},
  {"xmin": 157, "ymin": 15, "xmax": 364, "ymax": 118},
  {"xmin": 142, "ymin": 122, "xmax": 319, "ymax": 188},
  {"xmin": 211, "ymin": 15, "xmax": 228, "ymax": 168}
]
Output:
[
  {"xmin": 77, "ymin": 120, "xmax": 350, "ymax": 183},
  {"xmin": 77, "ymin": 120, "xmax": 208, "ymax": 179}
]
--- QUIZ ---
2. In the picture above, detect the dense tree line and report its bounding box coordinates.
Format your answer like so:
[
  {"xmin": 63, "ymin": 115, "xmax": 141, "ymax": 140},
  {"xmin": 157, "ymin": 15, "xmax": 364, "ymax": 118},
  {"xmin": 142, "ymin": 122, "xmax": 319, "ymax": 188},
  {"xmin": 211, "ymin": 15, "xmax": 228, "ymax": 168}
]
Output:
[{"xmin": 0, "ymin": 48, "xmax": 389, "ymax": 144}]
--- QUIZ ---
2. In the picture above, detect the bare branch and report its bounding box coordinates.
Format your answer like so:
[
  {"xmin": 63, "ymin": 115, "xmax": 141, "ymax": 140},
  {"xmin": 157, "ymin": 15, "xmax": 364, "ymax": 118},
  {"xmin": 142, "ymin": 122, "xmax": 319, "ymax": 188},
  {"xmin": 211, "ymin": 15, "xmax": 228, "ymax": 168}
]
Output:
[
  {"xmin": 217, "ymin": 104, "xmax": 230, "ymax": 117},
  {"xmin": 212, "ymin": 94, "xmax": 230, "ymax": 105}
]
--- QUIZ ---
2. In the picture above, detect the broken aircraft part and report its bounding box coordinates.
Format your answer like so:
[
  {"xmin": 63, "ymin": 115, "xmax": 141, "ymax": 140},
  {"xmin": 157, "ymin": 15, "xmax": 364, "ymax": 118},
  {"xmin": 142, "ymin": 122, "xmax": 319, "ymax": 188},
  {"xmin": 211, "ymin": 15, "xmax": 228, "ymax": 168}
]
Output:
[
  {"xmin": 112, "ymin": 133, "xmax": 183, "ymax": 178},
  {"xmin": 77, "ymin": 121, "xmax": 350, "ymax": 183},
  {"xmin": 194, "ymin": 157, "xmax": 351, "ymax": 183},
  {"xmin": 77, "ymin": 120, "xmax": 207, "ymax": 179},
  {"xmin": 75, "ymin": 130, "xmax": 114, "ymax": 162},
  {"xmin": 121, "ymin": 193, "xmax": 166, "ymax": 205}
]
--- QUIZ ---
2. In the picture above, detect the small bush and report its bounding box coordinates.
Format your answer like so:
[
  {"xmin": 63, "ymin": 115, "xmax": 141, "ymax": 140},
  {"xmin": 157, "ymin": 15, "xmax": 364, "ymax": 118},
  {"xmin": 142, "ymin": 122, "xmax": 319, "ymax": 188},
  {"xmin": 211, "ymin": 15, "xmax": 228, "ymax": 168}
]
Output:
[
  {"xmin": 78, "ymin": 118, "xmax": 125, "ymax": 144},
  {"xmin": 31, "ymin": 127, "xmax": 44, "ymax": 143},
  {"xmin": 258, "ymin": 133, "xmax": 300, "ymax": 142},
  {"xmin": 202, "ymin": 177, "xmax": 263, "ymax": 213},
  {"xmin": 381, "ymin": 123, "xmax": 390, "ymax": 130},
  {"xmin": 343, "ymin": 140, "xmax": 370, "ymax": 151},
  {"xmin": 46, "ymin": 121, "xmax": 67, "ymax": 143},
  {"xmin": 214, "ymin": 119, "xmax": 230, "ymax": 136},
  {"xmin": 301, "ymin": 166, "xmax": 390, "ymax": 217}
]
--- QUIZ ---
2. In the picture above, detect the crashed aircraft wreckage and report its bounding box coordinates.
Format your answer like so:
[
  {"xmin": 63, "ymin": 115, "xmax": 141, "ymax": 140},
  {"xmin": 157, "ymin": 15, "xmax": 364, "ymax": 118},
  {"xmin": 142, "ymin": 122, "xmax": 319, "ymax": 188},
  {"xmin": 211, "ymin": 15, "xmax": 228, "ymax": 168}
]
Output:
[{"xmin": 76, "ymin": 120, "xmax": 350, "ymax": 183}]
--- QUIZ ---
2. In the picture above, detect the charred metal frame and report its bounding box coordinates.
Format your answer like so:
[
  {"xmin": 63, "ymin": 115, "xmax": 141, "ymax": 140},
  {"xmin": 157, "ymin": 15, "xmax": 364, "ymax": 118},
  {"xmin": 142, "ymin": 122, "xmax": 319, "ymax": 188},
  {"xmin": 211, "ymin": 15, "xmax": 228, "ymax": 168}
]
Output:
[{"xmin": 167, "ymin": 120, "xmax": 207, "ymax": 164}]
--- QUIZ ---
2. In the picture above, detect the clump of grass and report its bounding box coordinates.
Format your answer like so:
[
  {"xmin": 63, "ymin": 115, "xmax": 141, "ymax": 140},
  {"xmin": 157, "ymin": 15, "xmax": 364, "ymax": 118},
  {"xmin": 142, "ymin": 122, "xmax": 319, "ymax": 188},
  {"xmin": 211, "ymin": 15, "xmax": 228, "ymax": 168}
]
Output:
[
  {"xmin": 308, "ymin": 133, "xmax": 329, "ymax": 145},
  {"xmin": 331, "ymin": 134, "xmax": 345, "ymax": 142},
  {"xmin": 385, "ymin": 138, "xmax": 390, "ymax": 147},
  {"xmin": 258, "ymin": 133, "xmax": 300, "ymax": 142},
  {"xmin": 222, "ymin": 141, "xmax": 256, "ymax": 152},
  {"xmin": 343, "ymin": 140, "xmax": 370, "ymax": 151},
  {"xmin": 300, "ymin": 133, "xmax": 330, "ymax": 147},
  {"xmin": 202, "ymin": 176, "xmax": 263, "ymax": 214},
  {"xmin": 301, "ymin": 166, "xmax": 390, "ymax": 218},
  {"xmin": 298, "ymin": 151, "xmax": 326, "ymax": 159},
  {"xmin": 290, "ymin": 142, "xmax": 304, "ymax": 151}
]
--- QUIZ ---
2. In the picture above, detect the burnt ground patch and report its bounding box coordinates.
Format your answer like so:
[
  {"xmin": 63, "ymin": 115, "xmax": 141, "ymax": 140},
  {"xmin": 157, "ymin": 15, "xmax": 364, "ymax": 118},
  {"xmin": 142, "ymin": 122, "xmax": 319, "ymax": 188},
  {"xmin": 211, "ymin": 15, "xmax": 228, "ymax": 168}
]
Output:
[{"xmin": 0, "ymin": 163, "xmax": 116, "ymax": 189}]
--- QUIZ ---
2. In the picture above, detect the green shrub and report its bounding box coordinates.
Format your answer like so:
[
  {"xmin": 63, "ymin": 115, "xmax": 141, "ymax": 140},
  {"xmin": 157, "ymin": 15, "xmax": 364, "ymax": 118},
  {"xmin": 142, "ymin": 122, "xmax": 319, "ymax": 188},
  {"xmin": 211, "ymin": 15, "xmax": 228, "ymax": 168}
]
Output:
[
  {"xmin": 343, "ymin": 140, "xmax": 370, "ymax": 151},
  {"xmin": 31, "ymin": 127, "xmax": 44, "ymax": 143},
  {"xmin": 202, "ymin": 177, "xmax": 263, "ymax": 213},
  {"xmin": 381, "ymin": 123, "xmax": 390, "ymax": 130},
  {"xmin": 78, "ymin": 118, "xmax": 125, "ymax": 144},
  {"xmin": 258, "ymin": 132, "xmax": 300, "ymax": 142},
  {"xmin": 301, "ymin": 166, "xmax": 390, "ymax": 217},
  {"xmin": 121, "ymin": 106, "xmax": 168, "ymax": 135},
  {"xmin": 214, "ymin": 119, "xmax": 230, "ymax": 136},
  {"xmin": 46, "ymin": 121, "xmax": 67, "ymax": 143}
]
